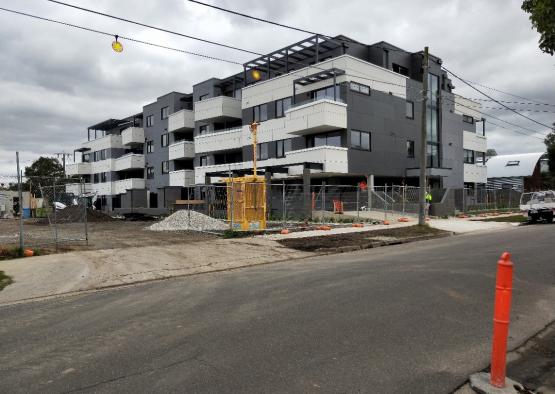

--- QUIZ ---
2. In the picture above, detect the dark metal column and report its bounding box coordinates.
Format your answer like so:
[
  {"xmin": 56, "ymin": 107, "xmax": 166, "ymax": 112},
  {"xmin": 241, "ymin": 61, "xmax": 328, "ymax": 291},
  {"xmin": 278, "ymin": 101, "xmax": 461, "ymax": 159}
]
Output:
[{"xmin": 303, "ymin": 166, "xmax": 311, "ymax": 219}]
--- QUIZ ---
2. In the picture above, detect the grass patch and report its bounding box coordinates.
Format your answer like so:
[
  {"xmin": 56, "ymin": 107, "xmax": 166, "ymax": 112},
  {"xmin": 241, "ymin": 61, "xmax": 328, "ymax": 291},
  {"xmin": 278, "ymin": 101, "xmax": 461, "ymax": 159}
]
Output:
[
  {"xmin": 222, "ymin": 230, "xmax": 253, "ymax": 238},
  {"xmin": 0, "ymin": 271, "xmax": 13, "ymax": 291},
  {"xmin": 476, "ymin": 215, "xmax": 527, "ymax": 223}
]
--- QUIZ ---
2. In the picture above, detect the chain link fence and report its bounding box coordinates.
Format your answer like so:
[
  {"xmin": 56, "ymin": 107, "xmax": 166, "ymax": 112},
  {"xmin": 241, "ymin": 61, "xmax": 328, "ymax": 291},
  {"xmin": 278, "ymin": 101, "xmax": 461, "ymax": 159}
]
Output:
[{"xmin": 1, "ymin": 174, "xmax": 90, "ymax": 251}]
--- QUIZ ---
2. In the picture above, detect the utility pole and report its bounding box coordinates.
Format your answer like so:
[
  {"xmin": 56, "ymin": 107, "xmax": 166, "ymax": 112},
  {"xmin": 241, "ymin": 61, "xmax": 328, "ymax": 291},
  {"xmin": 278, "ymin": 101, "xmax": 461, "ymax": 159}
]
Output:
[
  {"xmin": 418, "ymin": 46, "xmax": 429, "ymax": 226},
  {"xmin": 55, "ymin": 152, "xmax": 71, "ymax": 176}
]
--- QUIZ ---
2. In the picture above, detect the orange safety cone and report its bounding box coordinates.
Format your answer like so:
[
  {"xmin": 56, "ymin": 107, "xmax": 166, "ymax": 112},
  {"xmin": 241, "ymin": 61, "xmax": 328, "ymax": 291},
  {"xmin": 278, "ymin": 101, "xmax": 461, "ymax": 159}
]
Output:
[
  {"xmin": 383, "ymin": 220, "xmax": 390, "ymax": 225},
  {"xmin": 23, "ymin": 249, "xmax": 34, "ymax": 257},
  {"xmin": 280, "ymin": 229, "xmax": 290, "ymax": 235},
  {"xmin": 398, "ymin": 217, "xmax": 410, "ymax": 222},
  {"xmin": 352, "ymin": 223, "xmax": 364, "ymax": 228}
]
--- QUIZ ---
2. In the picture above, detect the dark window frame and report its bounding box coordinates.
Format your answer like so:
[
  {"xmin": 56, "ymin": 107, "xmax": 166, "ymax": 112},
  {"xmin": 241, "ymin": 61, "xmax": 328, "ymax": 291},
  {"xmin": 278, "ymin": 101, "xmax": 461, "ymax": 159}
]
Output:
[
  {"xmin": 161, "ymin": 133, "xmax": 169, "ymax": 147},
  {"xmin": 464, "ymin": 149, "xmax": 475, "ymax": 164},
  {"xmin": 257, "ymin": 142, "xmax": 269, "ymax": 160},
  {"xmin": 276, "ymin": 139, "xmax": 292, "ymax": 158},
  {"xmin": 350, "ymin": 129, "xmax": 371, "ymax": 151},
  {"xmin": 161, "ymin": 106, "xmax": 169, "ymax": 120},
  {"xmin": 275, "ymin": 97, "xmax": 292, "ymax": 118},
  {"xmin": 407, "ymin": 140, "xmax": 415, "ymax": 158},
  {"xmin": 161, "ymin": 160, "xmax": 169, "ymax": 174},
  {"xmin": 146, "ymin": 140, "xmax": 154, "ymax": 153},
  {"xmin": 199, "ymin": 156, "xmax": 208, "ymax": 166},
  {"xmin": 146, "ymin": 115, "xmax": 154, "ymax": 127},
  {"xmin": 146, "ymin": 167, "xmax": 155, "ymax": 179},
  {"xmin": 253, "ymin": 104, "xmax": 268, "ymax": 122},
  {"xmin": 463, "ymin": 114, "xmax": 474, "ymax": 124},
  {"xmin": 406, "ymin": 101, "xmax": 414, "ymax": 119}
]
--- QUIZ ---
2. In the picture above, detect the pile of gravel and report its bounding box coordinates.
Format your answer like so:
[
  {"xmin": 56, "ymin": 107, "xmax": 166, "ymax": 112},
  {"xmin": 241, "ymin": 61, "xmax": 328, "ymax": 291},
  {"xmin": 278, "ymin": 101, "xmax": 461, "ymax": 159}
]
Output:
[{"xmin": 149, "ymin": 210, "xmax": 228, "ymax": 232}]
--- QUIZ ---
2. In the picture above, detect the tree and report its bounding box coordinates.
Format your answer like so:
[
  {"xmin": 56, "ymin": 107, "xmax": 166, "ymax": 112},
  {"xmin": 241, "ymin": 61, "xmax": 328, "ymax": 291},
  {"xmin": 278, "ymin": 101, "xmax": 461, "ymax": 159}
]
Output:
[
  {"xmin": 23, "ymin": 157, "xmax": 64, "ymax": 196},
  {"xmin": 522, "ymin": 0, "xmax": 555, "ymax": 55},
  {"xmin": 545, "ymin": 131, "xmax": 555, "ymax": 174},
  {"xmin": 486, "ymin": 149, "xmax": 498, "ymax": 157}
]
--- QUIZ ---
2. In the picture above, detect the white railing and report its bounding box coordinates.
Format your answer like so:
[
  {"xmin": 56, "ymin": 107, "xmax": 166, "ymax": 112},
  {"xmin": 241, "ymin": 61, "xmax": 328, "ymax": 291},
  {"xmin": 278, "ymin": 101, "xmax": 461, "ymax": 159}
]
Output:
[
  {"xmin": 169, "ymin": 170, "xmax": 195, "ymax": 187},
  {"xmin": 83, "ymin": 134, "xmax": 123, "ymax": 151},
  {"xmin": 168, "ymin": 109, "xmax": 195, "ymax": 132},
  {"xmin": 66, "ymin": 162, "xmax": 91, "ymax": 175},
  {"xmin": 168, "ymin": 140, "xmax": 195, "ymax": 160},
  {"xmin": 114, "ymin": 154, "xmax": 145, "ymax": 171},
  {"xmin": 194, "ymin": 96, "xmax": 242, "ymax": 122},
  {"xmin": 285, "ymin": 99, "xmax": 348, "ymax": 135},
  {"xmin": 121, "ymin": 127, "xmax": 145, "ymax": 146}
]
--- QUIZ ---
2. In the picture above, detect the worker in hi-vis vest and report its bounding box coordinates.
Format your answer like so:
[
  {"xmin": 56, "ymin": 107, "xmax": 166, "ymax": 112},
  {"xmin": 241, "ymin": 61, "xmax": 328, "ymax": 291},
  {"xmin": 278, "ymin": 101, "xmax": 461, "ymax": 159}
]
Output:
[{"xmin": 425, "ymin": 191, "xmax": 432, "ymax": 217}]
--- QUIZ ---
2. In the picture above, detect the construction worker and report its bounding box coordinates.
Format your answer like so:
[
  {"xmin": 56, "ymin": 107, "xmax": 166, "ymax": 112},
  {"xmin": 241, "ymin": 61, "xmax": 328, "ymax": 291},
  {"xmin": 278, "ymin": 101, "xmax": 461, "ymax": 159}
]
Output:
[{"xmin": 425, "ymin": 191, "xmax": 433, "ymax": 218}]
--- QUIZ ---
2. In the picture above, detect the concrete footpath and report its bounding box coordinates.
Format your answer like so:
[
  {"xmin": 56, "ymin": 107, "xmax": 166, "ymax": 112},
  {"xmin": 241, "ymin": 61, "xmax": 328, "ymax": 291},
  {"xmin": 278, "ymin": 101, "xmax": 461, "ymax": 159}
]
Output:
[{"xmin": 0, "ymin": 238, "xmax": 312, "ymax": 305}]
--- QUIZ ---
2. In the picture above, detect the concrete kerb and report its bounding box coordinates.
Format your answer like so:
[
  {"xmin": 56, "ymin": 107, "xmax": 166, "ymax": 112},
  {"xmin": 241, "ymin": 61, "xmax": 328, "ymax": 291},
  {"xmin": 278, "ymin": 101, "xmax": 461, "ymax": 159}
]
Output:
[{"xmin": 469, "ymin": 373, "xmax": 525, "ymax": 394}]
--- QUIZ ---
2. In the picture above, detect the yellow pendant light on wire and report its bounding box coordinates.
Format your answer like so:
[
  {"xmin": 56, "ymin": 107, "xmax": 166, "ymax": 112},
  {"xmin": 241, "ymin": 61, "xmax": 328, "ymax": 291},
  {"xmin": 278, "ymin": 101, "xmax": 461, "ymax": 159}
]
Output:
[{"xmin": 112, "ymin": 35, "xmax": 123, "ymax": 53}]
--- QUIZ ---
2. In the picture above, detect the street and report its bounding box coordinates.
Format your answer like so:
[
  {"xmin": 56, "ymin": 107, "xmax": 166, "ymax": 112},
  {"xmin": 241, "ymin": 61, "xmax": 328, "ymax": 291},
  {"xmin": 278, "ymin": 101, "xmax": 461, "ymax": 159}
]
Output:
[{"xmin": 1, "ymin": 225, "xmax": 554, "ymax": 393}]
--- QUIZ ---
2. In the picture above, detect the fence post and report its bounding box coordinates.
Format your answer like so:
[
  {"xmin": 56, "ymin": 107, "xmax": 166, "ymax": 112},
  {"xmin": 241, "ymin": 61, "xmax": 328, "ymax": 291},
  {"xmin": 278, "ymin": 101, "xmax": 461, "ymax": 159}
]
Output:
[
  {"xmin": 81, "ymin": 177, "xmax": 88, "ymax": 245},
  {"xmin": 282, "ymin": 180, "xmax": 286, "ymax": 227},
  {"xmin": 384, "ymin": 184, "xmax": 388, "ymax": 221},
  {"xmin": 187, "ymin": 187, "xmax": 191, "ymax": 228},
  {"xmin": 16, "ymin": 152, "xmax": 24, "ymax": 251},
  {"xmin": 402, "ymin": 185, "xmax": 406, "ymax": 217},
  {"xmin": 229, "ymin": 179, "xmax": 234, "ymax": 231},
  {"xmin": 53, "ymin": 177, "xmax": 58, "ymax": 251},
  {"xmin": 322, "ymin": 183, "xmax": 326, "ymax": 224},
  {"xmin": 356, "ymin": 184, "xmax": 360, "ymax": 221}
]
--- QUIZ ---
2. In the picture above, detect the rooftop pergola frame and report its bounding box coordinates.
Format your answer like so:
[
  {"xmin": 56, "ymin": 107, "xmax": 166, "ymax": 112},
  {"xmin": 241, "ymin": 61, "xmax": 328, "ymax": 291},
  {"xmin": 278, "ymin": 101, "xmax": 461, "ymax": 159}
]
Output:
[
  {"xmin": 242, "ymin": 34, "xmax": 349, "ymax": 86},
  {"xmin": 292, "ymin": 68, "xmax": 345, "ymax": 104},
  {"xmin": 87, "ymin": 113, "xmax": 143, "ymax": 141}
]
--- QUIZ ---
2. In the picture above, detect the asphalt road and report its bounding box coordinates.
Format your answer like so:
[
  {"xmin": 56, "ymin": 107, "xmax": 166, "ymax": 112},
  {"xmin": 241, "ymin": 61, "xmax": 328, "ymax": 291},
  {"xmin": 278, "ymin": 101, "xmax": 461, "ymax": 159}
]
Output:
[{"xmin": 1, "ymin": 224, "xmax": 554, "ymax": 394}]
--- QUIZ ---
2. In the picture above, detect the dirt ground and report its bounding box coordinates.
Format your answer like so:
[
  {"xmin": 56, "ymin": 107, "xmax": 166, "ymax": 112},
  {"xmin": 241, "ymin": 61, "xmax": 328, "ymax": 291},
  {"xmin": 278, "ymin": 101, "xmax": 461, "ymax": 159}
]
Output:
[
  {"xmin": 0, "ymin": 219, "xmax": 217, "ymax": 256},
  {"xmin": 278, "ymin": 225, "xmax": 448, "ymax": 252}
]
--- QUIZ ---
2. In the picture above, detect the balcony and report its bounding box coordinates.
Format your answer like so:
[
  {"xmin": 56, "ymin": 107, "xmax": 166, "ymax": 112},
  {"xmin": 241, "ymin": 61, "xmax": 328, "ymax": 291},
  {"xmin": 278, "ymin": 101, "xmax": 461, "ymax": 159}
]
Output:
[
  {"xmin": 113, "ymin": 178, "xmax": 145, "ymax": 194},
  {"xmin": 83, "ymin": 134, "xmax": 123, "ymax": 151},
  {"xmin": 169, "ymin": 170, "xmax": 195, "ymax": 187},
  {"xmin": 194, "ymin": 96, "xmax": 242, "ymax": 122},
  {"xmin": 285, "ymin": 99, "xmax": 347, "ymax": 135},
  {"xmin": 66, "ymin": 162, "xmax": 91, "ymax": 175},
  {"xmin": 194, "ymin": 127, "xmax": 242, "ymax": 154},
  {"xmin": 168, "ymin": 109, "xmax": 194, "ymax": 132},
  {"xmin": 114, "ymin": 154, "xmax": 145, "ymax": 171},
  {"xmin": 464, "ymin": 163, "xmax": 487, "ymax": 184},
  {"xmin": 121, "ymin": 127, "xmax": 144, "ymax": 146},
  {"xmin": 65, "ymin": 183, "xmax": 92, "ymax": 195},
  {"xmin": 168, "ymin": 140, "xmax": 195, "ymax": 161},
  {"xmin": 284, "ymin": 146, "xmax": 349, "ymax": 173}
]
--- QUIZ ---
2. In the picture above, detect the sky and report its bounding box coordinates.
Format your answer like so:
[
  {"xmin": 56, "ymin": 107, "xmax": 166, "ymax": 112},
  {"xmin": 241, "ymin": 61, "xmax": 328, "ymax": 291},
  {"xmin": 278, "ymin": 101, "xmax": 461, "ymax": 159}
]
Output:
[{"xmin": 0, "ymin": 0, "xmax": 554, "ymax": 176}]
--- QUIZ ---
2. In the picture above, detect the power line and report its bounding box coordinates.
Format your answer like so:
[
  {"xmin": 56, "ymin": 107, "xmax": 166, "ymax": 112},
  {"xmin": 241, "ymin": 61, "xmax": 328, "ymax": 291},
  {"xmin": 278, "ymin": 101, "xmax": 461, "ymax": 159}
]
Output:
[
  {"xmin": 442, "ymin": 96, "xmax": 548, "ymax": 139},
  {"xmin": 46, "ymin": 0, "xmax": 262, "ymax": 56},
  {"xmin": 453, "ymin": 104, "xmax": 555, "ymax": 114},
  {"xmin": 464, "ymin": 79, "xmax": 554, "ymax": 106},
  {"xmin": 442, "ymin": 66, "xmax": 554, "ymax": 130},
  {"xmin": 468, "ymin": 98, "xmax": 555, "ymax": 107},
  {"xmin": 0, "ymin": 7, "xmax": 243, "ymax": 65}
]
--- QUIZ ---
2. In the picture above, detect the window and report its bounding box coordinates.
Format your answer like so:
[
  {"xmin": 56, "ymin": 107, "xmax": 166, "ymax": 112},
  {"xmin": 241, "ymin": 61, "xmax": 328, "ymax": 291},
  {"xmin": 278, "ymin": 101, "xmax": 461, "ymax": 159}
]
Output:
[
  {"xmin": 199, "ymin": 125, "xmax": 208, "ymax": 135},
  {"xmin": 407, "ymin": 140, "xmax": 415, "ymax": 158},
  {"xmin": 506, "ymin": 160, "xmax": 520, "ymax": 166},
  {"xmin": 257, "ymin": 142, "xmax": 269, "ymax": 160},
  {"xmin": 161, "ymin": 161, "xmax": 169, "ymax": 174},
  {"xmin": 464, "ymin": 149, "xmax": 475, "ymax": 164},
  {"xmin": 234, "ymin": 89, "xmax": 242, "ymax": 100},
  {"xmin": 276, "ymin": 97, "xmax": 292, "ymax": 118},
  {"xmin": 100, "ymin": 172, "xmax": 107, "ymax": 183},
  {"xmin": 392, "ymin": 63, "xmax": 409, "ymax": 76},
  {"xmin": 83, "ymin": 154, "xmax": 90, "ymax": 163},
  {"xmin": 276, "ymin": 139, "xmax": 292, "ymax": 158},
  {"xmin": 463, "ymin": 115, "xmax": 474, "ymax": 124},
  {"xmin": 349, "ymin": 82, "xmax": 370, "ymax": 95},
  {"xmin": 161, "ymin": 133, "xmax": 169, "ymax": 147},
  {"xmin": 253, "ymin": 104, "xmax": 268, "ymax": 122},
  {"xmin": 93, "ymin": 151, "xmax": 99, "ymax": 161},
  {"xmin": 100, "ymin": 149, "xmax": 107, "ymax": 160},
  {"xmin": 406, "ymin": 101, "xmax": 414, "ymax": 119},
  {"xmin": 350, "ymin": 130, "xmax": 371, "ymax": 151},
  {"xmin": 313, "ymin": 85, "xmax": 341, "ymax": 101},
  {"xmin": 146, "ymin": 115, "xmax": 154, "ymax": 127},
  {"xmin": 307, "ymin": 131, "xmax": 342, "ymax": 148},
  {"xmin": 146, "ymin": 140, "xmax": 154, "ymax": 153},
  {"xmin": 476, "ymin": 152, "xmax": 486, "ymax": 165},
  {"xmin": 199, "ymin": 94, "xmax": 209, "ymax": 101},
  {"xmin": 200, "ymin": 156, "xmax": 208, "ymax": 166},
  {"xmin": 161, "ymin": 106, "xmax": 169, "ymax": 120},
  {"xmin": 146, "ymin": 167, "xmax": 154, "ymax": 179}
]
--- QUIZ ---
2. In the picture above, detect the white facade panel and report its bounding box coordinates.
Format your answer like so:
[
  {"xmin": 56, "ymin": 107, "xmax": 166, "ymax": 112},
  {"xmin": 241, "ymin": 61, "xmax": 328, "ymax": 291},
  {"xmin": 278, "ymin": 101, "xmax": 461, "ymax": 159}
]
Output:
[
  {"xmin": 464, "ymin": 163, "xmax": 487, "ymax": 184},
  {"xmin": 169, "ymin": 170, "xmax": 195, "ymax": 187},
  {"xmin": 168, "ymin": 141, "xmax": 195, "ymax": 160},
  {"xmin": 241, "ymin": 55, "xmax": 407, "ymax": 109},
  {"xmin": 463, "ymin": 131, "xmax": 487, "ymax": 153},
  {"xmin": 121, "ymin": 127, "xmax": 145, "ymax": 146},
  {"xmin": 113, "ymin": 178, "xmax": 145, "ymax": 194},
  {"xmin": 285, "ymin": 99, "xmax": 348, "ymax": 135},
  {"xmin": 194, "ymin": 96, "xmax": 242, "ymax": 122},
  {"xmin": 194, "ymin": 128, "xmax": 243, "ymax": 154},
  {"xmin": 65, "ymin": 183, "xmax": 92, "ymax": 195},
  {"xmin": 168, "ymin": 109, "xmax": 195, "ymax": 132},
  {"xmin": 90, "ymin": 159, "xmax": 115, "ymax": 174},
  {"xmin": 454, "ymin": 94, "xmax": 482, "ymax": 120},
  {"xmin": 82, "ymin": 134, "xmax": 123, "ymax": 151},
  {"xmin": 66, "ymin": 162, "xmax": 91, "ymax": 175},
  {"xmin": 114, "ymin": 154, "xmax": 145, "ymax": 171}
]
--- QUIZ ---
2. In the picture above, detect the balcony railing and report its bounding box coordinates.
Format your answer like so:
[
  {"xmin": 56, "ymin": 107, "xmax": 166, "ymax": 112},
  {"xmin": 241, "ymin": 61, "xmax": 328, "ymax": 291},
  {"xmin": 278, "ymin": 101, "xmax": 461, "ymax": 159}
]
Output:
[
  {"xmin": 194, "ymin": 96, "xmax": 242, "ymax": 122},
  {"xmin": 66, "ymin": 162, "xmax": 91, "ymax": 176},
  {"xmin": 194, "ymin": 127, "xmax": 242, "ymax": 154},
  {"xmin": 114, "ymin": 154, "xmax": 145, "ymax": 171},
  {"xmin": 285, "ymin": 99, "xmax": 348, "ymax": 135},
  {"xmin": 65, "ymin": 183, "xmax": 92, "ymax": 195},
  {"xmin": 83, "ymin": 134, "xmax": 123, "ymax": 150},
  {"xmin": 121, "ymin": 127, "xmax": 145, "ymax": 146},
  {"xmin": 113, "ymin": 178, "xmax": 146, "ymax": 194},
  {"xmin": 168, "ymin": 140, "xmax": 195, "ymax": 161},
  {"xmin": 168, "ymin": 109, "xmax": 195, "ymax": 132},
  {"xmin": 169, "ymin": 170, "xmax": 195, "ymax": 187}
]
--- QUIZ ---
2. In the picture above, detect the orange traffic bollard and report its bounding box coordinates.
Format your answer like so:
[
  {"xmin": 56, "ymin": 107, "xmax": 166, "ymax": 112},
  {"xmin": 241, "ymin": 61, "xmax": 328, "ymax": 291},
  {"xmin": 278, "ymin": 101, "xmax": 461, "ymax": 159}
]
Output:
[{"xmin": 490, "ymin": 252, "xmax": 514, "ymax": 388}]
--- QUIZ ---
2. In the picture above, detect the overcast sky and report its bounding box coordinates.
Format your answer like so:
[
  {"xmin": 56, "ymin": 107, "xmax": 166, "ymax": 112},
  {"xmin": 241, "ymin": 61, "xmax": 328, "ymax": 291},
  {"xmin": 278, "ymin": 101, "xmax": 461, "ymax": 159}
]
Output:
[{"xmin": 0, "ymin": 0, "xmax": 553, "ymax": 175}]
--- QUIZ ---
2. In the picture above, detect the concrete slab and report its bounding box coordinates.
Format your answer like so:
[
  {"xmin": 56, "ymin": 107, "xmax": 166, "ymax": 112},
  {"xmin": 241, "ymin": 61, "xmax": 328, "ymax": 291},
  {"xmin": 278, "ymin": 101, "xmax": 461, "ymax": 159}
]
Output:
[{"xmin": 469, "ymin": 372, "xmax": 526, "ymax": 394}]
